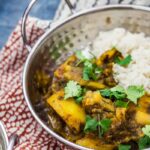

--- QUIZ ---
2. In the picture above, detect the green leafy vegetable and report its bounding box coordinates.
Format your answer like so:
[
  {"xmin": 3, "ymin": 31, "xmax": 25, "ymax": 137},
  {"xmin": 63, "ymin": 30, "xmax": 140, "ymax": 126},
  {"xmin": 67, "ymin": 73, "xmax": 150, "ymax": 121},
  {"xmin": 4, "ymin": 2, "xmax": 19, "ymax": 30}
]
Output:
[
  {"xmin": 75, "ymin": 96, "xmax": 83, "ymax": 104},
  {"xmin": 100, "ymin": 85, "xmax": 145, "ymax": 105},
  {"xmin": 83, "ymin": 60, "xmax": 103, "ymax": 81},
  {"xmin": 100, "ymin": 85, "xmax": 126, "ymax": 100},
  {"xmin": 84, "ymin": 115, "xmax": 98, "ymax": 133},
  {"xmin": 98, "ymin": 119, "xmax": 112, "ymax": 136},
  {"xmin": 118, "ymin": 144, "xmax": 131, "ymax": 150},
  {"xmin": 64, "ymin": 81, "xmax": 82, "ymax": 99},
  {"xmin": 75, "ymin": 51, "xmax": 86, "ymax": 61},
  {"xmin": 126, "ymin": 85, "xmax": 145, "ymax": 104},
  {"xmin": 115, "ymin": 100, "xmax": 129, "ymax": 108},
  {"xmin": 115, "ymin": 55, "xmax": 132, "ymax": 66},
  {"xmin": 100, "ymin": 89, "xmax": 112, "ymax": 98},
  {"xmin": 111, "ymin": 85, "xmax": 125, "ymax": 93},
  {"xmin": 138, "ymin": 135, "xmax": 150, "ymax": 150},
  {"xmin": 84, "ymin": 116, "xmax": 111, "ymax": 136},
  {"xmin": 142, "ymin": 125, "xmax": 150, "ymax": 137}
]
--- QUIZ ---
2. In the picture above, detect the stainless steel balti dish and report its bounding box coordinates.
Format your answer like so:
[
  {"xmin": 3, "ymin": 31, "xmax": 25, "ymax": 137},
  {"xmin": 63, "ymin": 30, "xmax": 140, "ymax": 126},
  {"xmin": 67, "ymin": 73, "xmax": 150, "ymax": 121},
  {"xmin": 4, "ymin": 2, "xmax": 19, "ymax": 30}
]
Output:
[
  {"xmin": 21, "ymin": 0, "xmax": 150, "ymax": 149},
  {"xmin": 0, "ymin": 121, "xmax": 18, "ymax": 150}
]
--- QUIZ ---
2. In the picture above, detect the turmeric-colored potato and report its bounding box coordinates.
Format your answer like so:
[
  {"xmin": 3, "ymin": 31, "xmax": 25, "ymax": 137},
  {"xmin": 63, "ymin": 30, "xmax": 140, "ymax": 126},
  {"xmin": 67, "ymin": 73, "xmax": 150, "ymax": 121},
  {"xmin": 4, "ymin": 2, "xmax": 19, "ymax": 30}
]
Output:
[
  {"xmin": 82, "ymin": 91, "xmax": 115, "ymax": 113},
  {"xmin": 55, "ymin": 64, "xmax": 106, "ymax": 90},
  {"xmin": 47, "ymin": 90, "xmax": 86, "ymax": 133},
  {"xmin": 135, "ymin": 95, "xmax": 150, "ymax": 125},
  {"xmin": 76, "ymin": 136, "xmax": 116, "ymax": 150},
  {"xmin": 96, "ymin": 48, "xmax": 118, "ymax": 66}
]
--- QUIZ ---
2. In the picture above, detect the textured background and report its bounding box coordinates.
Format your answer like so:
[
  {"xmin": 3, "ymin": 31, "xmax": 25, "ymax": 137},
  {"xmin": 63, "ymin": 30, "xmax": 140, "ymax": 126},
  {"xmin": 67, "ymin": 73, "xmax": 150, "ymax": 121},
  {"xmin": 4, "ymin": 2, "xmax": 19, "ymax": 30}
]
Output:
[{"xmin": 0, "ymin": 0, "xmax": 60, "ymax": 49}]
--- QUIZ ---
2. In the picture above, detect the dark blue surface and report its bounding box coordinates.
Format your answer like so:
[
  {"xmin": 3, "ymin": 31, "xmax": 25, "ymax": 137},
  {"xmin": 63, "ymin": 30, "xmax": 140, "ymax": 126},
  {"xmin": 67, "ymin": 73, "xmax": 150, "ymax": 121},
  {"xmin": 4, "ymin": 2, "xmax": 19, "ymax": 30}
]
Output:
[{"xmin": 0, "ymin": 0, "xmax": 60, "ymax": 49}]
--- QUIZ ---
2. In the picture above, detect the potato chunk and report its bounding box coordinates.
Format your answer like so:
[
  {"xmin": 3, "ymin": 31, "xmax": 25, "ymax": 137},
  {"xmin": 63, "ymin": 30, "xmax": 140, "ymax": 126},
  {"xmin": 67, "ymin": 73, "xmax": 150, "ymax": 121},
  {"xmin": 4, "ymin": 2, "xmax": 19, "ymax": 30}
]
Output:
[
  {"xmin": 135, "ymin": 95, "xmax": 150, "ymax": 125},
  {"xmin": 96, "ymin": 48, "xmax": 121, "ymax": 66},
  {"xmin": 47, "ymin": 90, "xmax": 86, "ymax": 133},
  {"xmin": 76, "ymin": 136, "xmax": 115, "ymax": 150},
  {"xmin": 82, "ymin": 91, "xmax": 115, "ymax": 113}
]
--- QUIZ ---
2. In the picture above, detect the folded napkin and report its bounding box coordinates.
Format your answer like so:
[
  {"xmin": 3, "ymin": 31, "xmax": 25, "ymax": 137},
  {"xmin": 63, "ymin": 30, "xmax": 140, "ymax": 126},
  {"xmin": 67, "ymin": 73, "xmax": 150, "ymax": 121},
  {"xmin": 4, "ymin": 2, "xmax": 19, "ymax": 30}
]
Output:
[{"xmin": 0, "ymin": 0, "xmax": 149, "ymax": 149}]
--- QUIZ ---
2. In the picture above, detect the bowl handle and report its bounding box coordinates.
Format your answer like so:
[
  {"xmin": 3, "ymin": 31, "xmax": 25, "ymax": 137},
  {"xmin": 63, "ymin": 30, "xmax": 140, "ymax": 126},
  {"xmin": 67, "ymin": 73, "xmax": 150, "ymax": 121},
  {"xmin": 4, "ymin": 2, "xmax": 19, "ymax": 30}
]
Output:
[
  {"xmin": 7, "ymin": 134, "xmax": 19, "ymax": 150},
  {"xmin": 21, "ymin": 0, "xmax": 75, "ymax": 52}
]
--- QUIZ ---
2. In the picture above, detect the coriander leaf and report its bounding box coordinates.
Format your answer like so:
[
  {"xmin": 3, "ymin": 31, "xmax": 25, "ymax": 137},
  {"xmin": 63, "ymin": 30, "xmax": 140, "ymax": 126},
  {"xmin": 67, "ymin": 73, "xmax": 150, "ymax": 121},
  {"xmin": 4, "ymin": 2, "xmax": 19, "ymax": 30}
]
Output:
[
  {"xmin": 126, "ymin": 85, "xmax": 145, "ymax": 104},
  {"xmin": 83, "ymin": 63, "xmax": 92, "ymax": 80},
  {"xmin": 98, "ymin": 119, "xmax": 112, "ymax": 136},
  {"xmin": 75, "ymin": 51, "xmax": 86, "ymax": 61},
  {"xmin": 100, "ymin": 86, "xmax": 126, "ymax": 100},
  {"xmin": 142, "ymin": 125, "xmax": 150, "ymax": 137},
  {"xmin": 118, "ymin": 144, "xmax": 131, "ymax": 150},
  {"xmin": 110, "ymin": 85, "xmax": 126, "ymax": 100},
  {"xmin": 64, "ymin": 81, "xmax": 82, "ymax": 99},
  {"xmin": 115, "ymin": 55, "xmax": 132, "ymax": 66},
  {"xmin": 100, "ymin": 89, "xmax": 112, "ymax": 98},
  {"xmin": 115, "ymin": 100, "xmax": 129, "ymax": 108},
  {"xmin": 112, "ymin": 91, "xmax": 126, "ymax": 100},
  {"xmin": 111, "ymin": 85, "xmax": 125, "ymax": 93},
  {"xmin": 75, "ymin": 96, "xmax": 83, "ymax": 104},
  {"xmin": 84, "ymin": 115, "xmax": 98, "ymax": 133},
  {"xmin": 138, "ymin": 135, "xmax": 150, "ymax": 150}
]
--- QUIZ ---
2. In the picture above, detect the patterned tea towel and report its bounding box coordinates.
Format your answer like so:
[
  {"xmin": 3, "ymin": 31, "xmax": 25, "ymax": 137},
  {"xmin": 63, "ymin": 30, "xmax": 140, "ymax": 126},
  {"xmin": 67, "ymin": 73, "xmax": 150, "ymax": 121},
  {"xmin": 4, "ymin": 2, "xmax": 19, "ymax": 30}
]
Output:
[{"xmin": 0, "ymin": 0, "xmax": 149, "ymax": 149}]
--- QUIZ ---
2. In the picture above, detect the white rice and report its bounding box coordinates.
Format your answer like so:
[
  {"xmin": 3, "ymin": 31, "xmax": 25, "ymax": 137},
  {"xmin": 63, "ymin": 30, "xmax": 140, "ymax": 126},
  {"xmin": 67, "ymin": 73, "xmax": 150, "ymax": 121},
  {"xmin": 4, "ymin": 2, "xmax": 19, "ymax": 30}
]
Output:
[{"xmin": 85, "ymin": 28, "xmax": 150, "ymax": 94}]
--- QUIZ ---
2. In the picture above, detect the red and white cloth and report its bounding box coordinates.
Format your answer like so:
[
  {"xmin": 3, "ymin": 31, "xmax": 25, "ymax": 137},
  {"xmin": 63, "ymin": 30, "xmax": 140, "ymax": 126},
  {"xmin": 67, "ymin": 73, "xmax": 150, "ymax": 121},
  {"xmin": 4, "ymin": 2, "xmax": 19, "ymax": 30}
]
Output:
[{"xmin": 0, "ymin": 18, "xmax": 71, "ymax": 150}]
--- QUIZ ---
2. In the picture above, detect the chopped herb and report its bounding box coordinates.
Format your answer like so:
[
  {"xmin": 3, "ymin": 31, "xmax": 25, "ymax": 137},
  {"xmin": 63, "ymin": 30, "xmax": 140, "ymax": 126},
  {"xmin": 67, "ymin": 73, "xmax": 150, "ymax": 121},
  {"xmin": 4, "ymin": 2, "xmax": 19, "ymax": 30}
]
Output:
[
  {"xmin": 98, "ymin": 119, "xmax": 112, "ymax": 136},
  {"xmin": 115, "ymin": 55, "xmax": 132, "ymax": 66},
  {"xmin": 84, "ymin": 116, "xmax": 111, "ymax": 136},
  {"xmin": 138, "ymin": 135, "xmax": 150, "ymax": 150},
  {"xmin": 111, "ymin": 85, "xmax": 125, "ymax": 93},
  {"xmin": 118, "ymin": 144, "xmax": 131, "ymax": 150},
  {"xmin": 64, "ymin": 81, "xmax": 82, "ymax": 99},
  {"xmin": 83, "ymin": 61, "xmax": 93, "ymax": 80},
  {"xmin": 100, "ymin": 85, "xmax": 145, "ymax": 104},
  {"xmin": 100, "ymin": 89, "xmax": 112, "ymax": 98},
  {"xmin": 84, "ymin": 115, "xmax": 98, "ymax": 133},
  {"xmin": 115, "ymin": 100, "xmax": 129, "ymax": 108},
  {"xmin": 126, "ymin": 85, "xmax": 145, "ymax": 104},
  {"xmin": 75, "ymin": 51, "xmax": 86, "ymax": 61},
  {"xmin": 142, "ymin": 125, "xmax": 150, "ymax": 137},
  {"xmin": 100, "ymin": 85, "xmax": 126, "ymax": 100},
  {"xmin": 83, "ymin": 60, "xmax": 102, "ymax": 81},
  {"xmin": 75, "ymin": 96, "xmax": 83, "ymax": 104}
]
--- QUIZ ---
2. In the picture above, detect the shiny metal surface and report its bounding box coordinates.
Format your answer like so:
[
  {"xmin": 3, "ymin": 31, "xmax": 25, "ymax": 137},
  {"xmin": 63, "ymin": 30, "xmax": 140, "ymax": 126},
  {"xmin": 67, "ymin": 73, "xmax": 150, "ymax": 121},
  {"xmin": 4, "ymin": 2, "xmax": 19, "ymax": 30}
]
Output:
[
  {"xmin": 0, "ymin": 122, "xmax": 18, "ymax": 150},
  {"xmin": 0, "ymin": 122, "xmax": 8, "ymax": 150},
  {"xmin": 22, "ymin": 5, "xmax": 150, "ymax": 150},
  {"xmin": 7, "ymin": 134, "xmax": 19, "ymax": 150},
  {"xmin": 21, "ymin": 0, "xmax": 73, "ymax": 52}
]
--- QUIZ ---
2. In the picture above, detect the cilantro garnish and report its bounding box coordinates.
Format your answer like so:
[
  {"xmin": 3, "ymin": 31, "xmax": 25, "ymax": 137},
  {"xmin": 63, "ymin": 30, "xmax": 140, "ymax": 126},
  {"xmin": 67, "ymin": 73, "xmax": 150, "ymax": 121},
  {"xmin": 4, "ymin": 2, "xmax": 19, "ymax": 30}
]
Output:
[
  {"xmin": 142, "ymin": 125, "xmax": 150, "ymax": 138},
  {"xmin": 75, "ymin": 51, "xmax": 86, "ymax": 61},
  {"xmin": 100, "ymin": 85, "xmax": 126, "ymax": 100},
  {"xmin": 75, "ymin": 51, "xmax": 103, "ymax": 81},
  {"xmin": 84, "ymin": 115, "xmax": 98, "ymax": 133},
  {"xmin": 115, "ymin": 55, "xmax": 132, "ymax": 66},
  {"xmin": 75, "ymin": 96, "xmax": 83, "ymax": 104},
  {"xmin": 115, "ymin": 100, "xmax": 129, "ymax": 108},
  {"xmin": 83, "ymin": 60, "xmax": 103, "ymax": 81},
  {"xmin": 138, "ymin": 135, "xmax": 150, "ymax": 150},
  {"xmin": 84, "ymin": 115, "xmax": 111, "ymax": 136},
  {"xmin": 64, "ymin": 81, "xmax": 82, "ymax": 99},
  {"xmin": 98, "ymin": 119, "xmax": 112, "ymax": 137},
  {"xmin": 118, "ymin": 144, "xmax": 131, "ymax": 150},
  {"xmin": 126, "ymin": 85, "xmax": 145, "ymax": 104},
  {"xmin": 100, "ymin": 85, "xmax": 145, "ymax": 106}
]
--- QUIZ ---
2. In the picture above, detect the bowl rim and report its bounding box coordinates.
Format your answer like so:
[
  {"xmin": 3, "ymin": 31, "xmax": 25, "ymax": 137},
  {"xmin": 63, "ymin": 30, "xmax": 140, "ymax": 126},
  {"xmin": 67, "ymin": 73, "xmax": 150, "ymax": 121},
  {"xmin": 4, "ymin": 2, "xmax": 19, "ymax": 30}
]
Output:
[{"xmin": 23, "ymin": 5, "xmax": 150, "ymax": 150}]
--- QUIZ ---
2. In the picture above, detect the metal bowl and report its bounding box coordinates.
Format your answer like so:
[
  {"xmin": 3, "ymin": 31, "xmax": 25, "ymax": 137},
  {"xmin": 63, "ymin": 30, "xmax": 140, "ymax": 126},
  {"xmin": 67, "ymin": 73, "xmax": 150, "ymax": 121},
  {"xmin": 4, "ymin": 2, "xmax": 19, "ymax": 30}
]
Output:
[
  {"xmin": 22, "ymin": 1, "xmax": 150, "ymax": 149},
  {"xmin": 0, "ymin": 121, "xmax": 19, "ymax": 150}
]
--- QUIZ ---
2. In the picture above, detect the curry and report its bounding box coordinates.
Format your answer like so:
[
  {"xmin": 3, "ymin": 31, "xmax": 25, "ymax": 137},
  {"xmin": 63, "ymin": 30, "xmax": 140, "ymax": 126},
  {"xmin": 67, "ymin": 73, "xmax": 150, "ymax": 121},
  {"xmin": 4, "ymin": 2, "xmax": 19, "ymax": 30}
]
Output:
[{"xmin": 35, "ymin": 48, "xmax": 150, "ymax": 150}]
